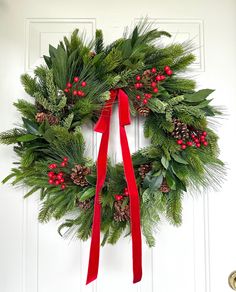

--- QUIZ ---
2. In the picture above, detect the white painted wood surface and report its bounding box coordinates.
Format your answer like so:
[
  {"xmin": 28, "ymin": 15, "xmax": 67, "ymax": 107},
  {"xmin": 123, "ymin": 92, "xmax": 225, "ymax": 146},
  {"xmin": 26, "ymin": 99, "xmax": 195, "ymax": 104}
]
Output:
[{"xmin": 0, "ymin": 1, "xmax": 236, "ymax": 291}]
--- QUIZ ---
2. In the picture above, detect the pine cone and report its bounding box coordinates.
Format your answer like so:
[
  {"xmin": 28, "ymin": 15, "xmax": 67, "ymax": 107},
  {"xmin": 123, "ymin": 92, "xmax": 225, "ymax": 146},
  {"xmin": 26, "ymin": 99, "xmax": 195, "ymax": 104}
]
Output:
[
  {"xmin": 46, "ymin": 114, "xmax": 60, "ymax": 125},
  {"xmin": 160, "ymin": 179, "xmax": 170, "ymax": 193},
  {"xmin": 77, "ymin": 199, "xmax": 91, "ymax": 211},
  {"xmin": 138, "ymin": 164, "xmax": 152, "ymax": 179},
  {"xmin": 35, "ymin": 112, "xmax": 47, "ymax": 123},
  {"xmin": 113, "ymin": 200, "xmax": 130, "ymax": 222},
  {"xmin": 35, "ymin": 112, "xmax": 59, "ymax": 125},
  {"xmin": 171, "ymin": 118, "xmax": 190, "ymax": 140},
  {"xmin": 71, "ymin": 164, "xmax": 91, "ymax": 187},
  {"xmin": 136, "ymin": 106, "xmax": 150, "ymax": 117}
]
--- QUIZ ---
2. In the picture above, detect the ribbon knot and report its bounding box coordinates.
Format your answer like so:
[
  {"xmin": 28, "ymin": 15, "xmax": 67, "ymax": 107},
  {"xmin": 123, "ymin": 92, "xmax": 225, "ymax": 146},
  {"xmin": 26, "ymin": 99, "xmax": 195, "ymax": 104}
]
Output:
[{"xmin": 86, "ymin": 89, "xmax": 142, "ymax": 285}]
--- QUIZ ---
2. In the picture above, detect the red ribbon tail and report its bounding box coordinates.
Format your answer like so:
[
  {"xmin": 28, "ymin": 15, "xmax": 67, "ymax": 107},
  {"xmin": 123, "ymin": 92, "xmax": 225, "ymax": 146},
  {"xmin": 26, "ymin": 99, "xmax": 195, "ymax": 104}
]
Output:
[
  {"xmin": 86, "ymin": 89, "xmax": 142, "ymax": 284},
  {"xmin": 118, "ymin": 89, "xmax": 142, "ymax": 283}
]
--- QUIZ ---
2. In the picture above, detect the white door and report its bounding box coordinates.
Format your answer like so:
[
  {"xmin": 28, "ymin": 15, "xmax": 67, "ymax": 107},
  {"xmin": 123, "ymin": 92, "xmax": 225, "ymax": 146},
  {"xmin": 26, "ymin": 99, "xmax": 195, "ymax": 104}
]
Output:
[{"xmin": 1, "ymin": 1, "xmax": 236, "ymax": 292}]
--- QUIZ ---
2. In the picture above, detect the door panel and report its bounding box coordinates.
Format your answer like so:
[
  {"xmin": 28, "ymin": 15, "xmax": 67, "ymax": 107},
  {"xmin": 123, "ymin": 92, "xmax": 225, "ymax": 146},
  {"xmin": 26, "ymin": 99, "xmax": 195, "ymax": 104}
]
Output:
[{"xmin": 0, "ymin": 1, "xmax": 235, "ymax": 291}]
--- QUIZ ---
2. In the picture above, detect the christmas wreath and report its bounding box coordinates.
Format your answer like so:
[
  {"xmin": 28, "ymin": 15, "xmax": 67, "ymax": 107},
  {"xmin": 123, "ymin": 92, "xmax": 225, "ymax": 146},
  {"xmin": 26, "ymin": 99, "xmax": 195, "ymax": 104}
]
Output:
[{"xmin": 0, "ymin": 22, "xmax": 225, "ymax": 283}]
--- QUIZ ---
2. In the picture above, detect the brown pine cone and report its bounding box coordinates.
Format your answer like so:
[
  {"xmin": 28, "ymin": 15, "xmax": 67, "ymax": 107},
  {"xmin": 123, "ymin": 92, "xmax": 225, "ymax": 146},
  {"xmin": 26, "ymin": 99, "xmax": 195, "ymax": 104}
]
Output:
[
  {"xmin": 35, "ymin": 112, "xmax": 59, "ymax": 125},
  {"xmin": 46, "ymin": 114, "xmax": 60, "ymax": 125},
  {"xmin": 35, "ymin": 112, "xmax": 47, "ymax": 123},
  {"xmin": 138, "ymin": 164, "xmax": 152, "ymax": 179},
  {"xmin": 77, "ymin": 199, "xmax": 91, "ymax": 211},
  {"xmin": 113, "ymin": 200, "xmax": 130, "ymax": 222},
  {"xmin": 171, "ymin": 118, "xmax": 190, "ymax": 140},
  {"xmin": 160, "ymin": 179, "xmax": 170, "ymax": 193},
  {"xmin": 136, "ymin": 106, "xmax": 150, "ymax": 117},
  {"xmin": 71, "ymin": 164, "xmax": 91, "ymax": 187}
]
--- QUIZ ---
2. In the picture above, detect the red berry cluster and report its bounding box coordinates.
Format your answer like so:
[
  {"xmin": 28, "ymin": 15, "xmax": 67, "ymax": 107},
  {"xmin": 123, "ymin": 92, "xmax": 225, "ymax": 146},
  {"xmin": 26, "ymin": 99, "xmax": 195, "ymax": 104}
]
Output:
[
  {"xmin": 114, "ymin": 187, "xmax": 129, "ymax": 201},
  {"xmin": 47, "ymin": 157, "xmax": 69, "ymax": 190},
  {"xmin": 64, "ymin": 76, "xmax": 87, "ymax": 97},
  {"xmin": 177, "ymin": 131, "xmax": 208, "ymax": 150},
  {"xmin": 134, "ymin": 66, "xmax": 173, "ymax": 105}
]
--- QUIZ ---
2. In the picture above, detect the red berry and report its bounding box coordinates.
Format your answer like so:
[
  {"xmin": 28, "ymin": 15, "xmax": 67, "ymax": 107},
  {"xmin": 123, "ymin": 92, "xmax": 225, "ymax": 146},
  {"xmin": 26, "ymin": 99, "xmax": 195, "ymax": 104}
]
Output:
[
  {"xmin": 55, "ymin": 180, "xmax": 60, "ymax": 185},
  {"xmin": 147, "ymin": 94, "xmax": 152, "ymax": 99},
  {"xmin": 155, "ymin": 75, "xmax": 161, "ymax": 81},
  {"xmin": 61, "ymin": 184, "xmax": 66, "ymax": 190},
  {"xmin": 151, "ymin": 82, "xmax": 157, "ymax": 88},
  {"xmin": 164, "ymin": 66, "xmax": 170, "ymax": 72},
  {"xmin": 64, "ymin": 88, "xmax": 69, "ymax": 93},
  {"xmin": 194, "ymin": 138, "xmax": 199, "ymax": 143},
  {"xmin": 61, "ymin": 161, "xmax": 66, "ymax": 167},
  {"xmin": 48, "ymin": 179, "xmax": 54, "ymax": 184},
  {"xmin": 66, "ymin": 82, "xmax": 72, "ymax": 88},
  {"xmin": 124, "ymin": 190, "xmax": 129, "ymax": 196},
  {"xmin": 160, "ymin": 75, "xmax": 166, "ymax": 81},
  {"xmin": 48, "ymin": 171, "xmax": 54, "ymax": 177},
  {"xmin": 203, "ymin": 141, "xmax": 208, "ymax": 146},
  {"xmin": 136, "ymin": 75, "xmax": 141, "ymax": 81},
  {"xmin": 80, "ymin": 91, "xmax": 85, "ymax": 97},
  {"xmin": 177, "ymin": 139, "xmax": 183, "ymax": 145},
  {"xmin": 139, "ymin": 83, "xmax": 143, "ymax": 88},
  {"xmin": 153, "ymin": 87, "xmax": 159, "ymax": 93},
  {"xmin": 60, "ymin": 178, "xmax": 65, "ymax": 183},
  {"xmin": 181, "ymin": 144, "xmax": 187, "ymax": 150},
  {"xmin": 136, "ymin": 95, "xmax": 141, "ymax": 100},
  {"xmin": 115, "ymin": 194, "xmax": 123, "ymax": 201},
  {"xmin": 135, "ymin": 83, "xmax": 140, "ymax": 89},
  {"xmin": 77, "ymin": 90, "xmax": 82, "ymax": 96},
  {"xmin": 187, "ymin": 141, "xmax": 193, "ymax": 146},
  {"xmin": 74, "ymin": 76, "xmax": 79, "ymax": 82},
  {"xmin": 81, "ymin": 81, "xmax": 87, "ymax": 87},
  {"xmin": 191, "ymin": 134, "xmax": 196, "ymax": 139},
  {"xmin": 202, "ymin": 131, "xmax": 207, "ymax": 136},
  {"xmin": 196, "ymin": 143, "xmax": 201, "ymax": 148},
  {"xmin": 166, "ymin": 69, "xmax": 173, "ymax": 76},
  {"xmin": 57, "ymin": 173, "xmax": 63, "ymax": 179},
  {"xmin": 49, "ymin": 164, "xmax": 55, "ymax": 169},
  {"xmin": 58, "ymin": 172, "xmax": 64, "ymax": 177},
  {"xmin": 143, "ymin": 99, "xmax": 148, "ymax": 104},
  {"xmin": 200, "ymin": 135, "xmax": 205, "ymax": 141},
  {"xmin": 151, "ymin": 67, "xmax": 157, "ymax": 73},
  {"xmin": 73, "ymin": 90, "xmax": 77, "ymax": 96},
  {"xmin": 63, "ymin": 157, "xmax": 68, "ymax": 162}
]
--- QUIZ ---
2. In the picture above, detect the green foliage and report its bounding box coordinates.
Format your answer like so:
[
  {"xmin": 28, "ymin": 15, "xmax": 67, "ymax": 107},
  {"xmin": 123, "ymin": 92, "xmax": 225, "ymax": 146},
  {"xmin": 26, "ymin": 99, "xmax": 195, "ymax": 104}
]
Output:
[{"xmin": 0, "ymin": 20, "xmax": 225, "ymax": 248}]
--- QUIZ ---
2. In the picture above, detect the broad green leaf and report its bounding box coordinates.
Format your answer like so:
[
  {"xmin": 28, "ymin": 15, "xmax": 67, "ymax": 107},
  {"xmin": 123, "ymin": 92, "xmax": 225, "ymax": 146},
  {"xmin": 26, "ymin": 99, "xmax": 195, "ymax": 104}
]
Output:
[
  {"xmin": 22, "ymin": 118, "xmax": 39, "ymax": 135},
  {"xmin": 17, "ymin": 134, "xmax": 38, "ymax": 142},
  {"xmin": 79, "ymin": 187, "xmax": 95, "ymax": 201},
  {"xmin": 149, "ymin": 175, "xmax": 163, "ymax": 192},
  {"xmin": 166, "ymin": 172, "xmax": 176, "ymax": 190},
  {"xmin": 142, "ymin": 188, "xmax": 151, "ymax": 203},
  {"xmin": 161, "ymin": 156, "xmax": 169, "ymax": 169},
  {"xmin": 171, "ymin": 153, "xmax": 189, "ymax": 165},
  {"xmin": 184, "ymin": 89, "xmax": 214, "ymax": 103}
]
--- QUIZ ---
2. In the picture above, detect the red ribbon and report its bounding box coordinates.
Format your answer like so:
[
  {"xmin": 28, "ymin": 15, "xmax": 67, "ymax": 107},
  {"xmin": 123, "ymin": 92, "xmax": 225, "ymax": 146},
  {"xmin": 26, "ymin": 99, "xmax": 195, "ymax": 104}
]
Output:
[{"xmin": 86, "ymin": 89, "xmax": 142, "ymax": 284}]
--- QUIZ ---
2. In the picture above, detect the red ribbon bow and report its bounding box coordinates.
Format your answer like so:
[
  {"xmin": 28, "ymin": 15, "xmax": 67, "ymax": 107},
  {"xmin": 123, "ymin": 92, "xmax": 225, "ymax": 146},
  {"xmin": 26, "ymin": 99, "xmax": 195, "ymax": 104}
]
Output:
[{"xmin": 86, "ymin": 89, "xmax": 142, "ymax": 284}]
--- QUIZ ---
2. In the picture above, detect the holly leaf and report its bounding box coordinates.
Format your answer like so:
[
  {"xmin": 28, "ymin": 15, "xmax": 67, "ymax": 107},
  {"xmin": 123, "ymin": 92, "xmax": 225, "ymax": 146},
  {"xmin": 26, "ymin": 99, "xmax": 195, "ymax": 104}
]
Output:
[
  {"xmin": 184, "ymin": 89, "xmax": 214, "ymax": 103},
  {"xmin": 79, "ymin": 187, "xmax": 95, "ymax": 202}
]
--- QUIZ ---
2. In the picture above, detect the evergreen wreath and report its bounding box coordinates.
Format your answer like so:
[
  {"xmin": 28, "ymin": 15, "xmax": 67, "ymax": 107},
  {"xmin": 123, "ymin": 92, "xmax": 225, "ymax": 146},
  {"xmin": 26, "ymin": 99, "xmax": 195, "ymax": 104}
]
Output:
[{"xmin": 0, "ymin": 22, "xmax": 225, "ymax": 250}]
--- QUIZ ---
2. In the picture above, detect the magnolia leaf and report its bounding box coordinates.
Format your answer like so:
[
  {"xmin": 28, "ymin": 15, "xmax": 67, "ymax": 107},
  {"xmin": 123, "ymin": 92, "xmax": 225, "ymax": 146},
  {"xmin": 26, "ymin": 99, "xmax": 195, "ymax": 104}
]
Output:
[
  {"xmin": 171, "ymin": 153, "xmax": 188, "ymax": 165},
  {"xmin": 149, "ymin": 175, "xmax": 163, "ymax": 192},
  {"xmin": 161, "ymin": 156, "xmax": 169, "ymax": 169},
  {"xmin": 166, "ymin": 172, "xmax": 176, "ymax": 190},
  {"xmin": 17, "ymin": 134, "xmax": 38, "ymax": 142},
  {"xmin": 79, "ymin": 187, "xmax": 95, "ymax": 202},
  {"xmin": 184, "ymin": 89, "xmax": 214, "ymax": 103}
]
